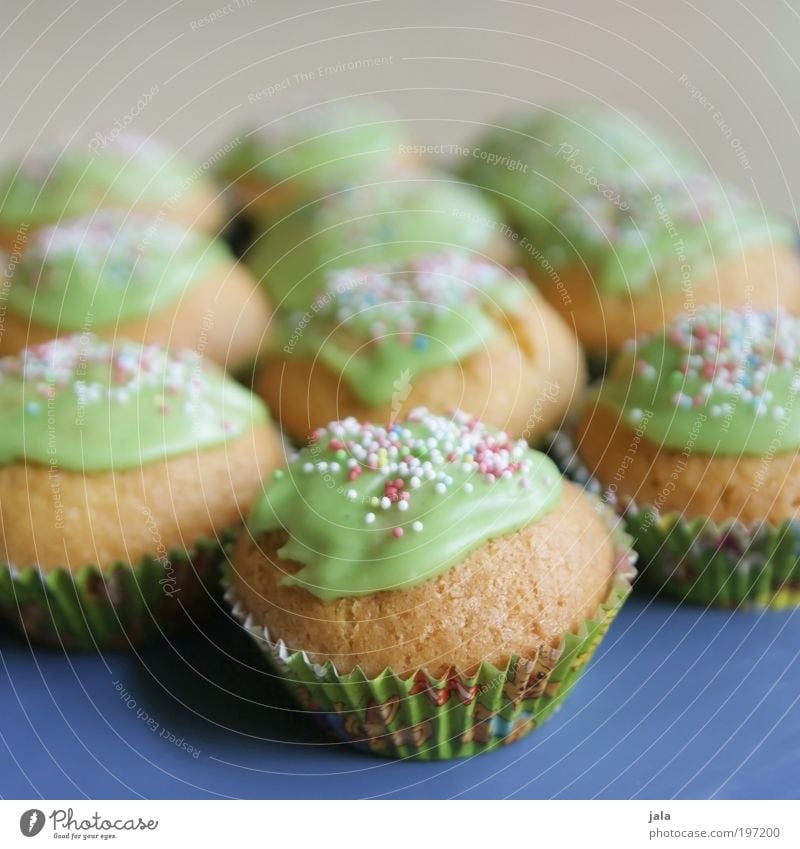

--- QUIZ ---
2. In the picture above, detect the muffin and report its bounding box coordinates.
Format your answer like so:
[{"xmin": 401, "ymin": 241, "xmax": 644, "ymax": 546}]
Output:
[
  {"xmin": 216, "ymin": 98, "xmax": 416, "ymax": 224},
  {"xmin": 245, "ymin": 169, "xmax": 513, "ymax": 311},
  {"xmin": 576, "ymin": 306, "xmax": 800, "ymax": 607},
  {"xmin": 0, "ymin": 334, "xmax": 283, "ymax": 648},
  {"xmin": 258, "ymin": 254, "xmax": 586, "ymax": 442},
  {"xmin": 227, "ymin": 408, "xmax": 635, "ymax": 759},
  {"xmin": 463, "ymin": 109, "xmax": 800, "ymax": 366},
  {"xmin": 0, "ymin": 131, "xmax": 225, "ymax": 248},
  {"xmin": 0, "ymin": 210, "xmax": 271, "ymax": 372}
]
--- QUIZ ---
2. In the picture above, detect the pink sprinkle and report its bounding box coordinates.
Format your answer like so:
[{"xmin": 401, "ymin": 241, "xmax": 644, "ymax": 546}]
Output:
[{"xmin": 392, "ymin": 527, "xmax": 404, "ymax": 539}]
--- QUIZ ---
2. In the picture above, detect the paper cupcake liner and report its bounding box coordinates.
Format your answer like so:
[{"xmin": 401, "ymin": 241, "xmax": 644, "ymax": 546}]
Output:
[
  {"xmin": 625, "ymin": 506, "xmax": 800, "ymax": 609},
  {"xmin": 223, "ymin": 509, "xmax": 636, "ymax": 761},
  {"xmin": 543, "ymin": 430, "xmax": 800, "ymax": 609},
  {"xmin": 0, "ymin": 531, "xmax": 236, "ymax": 650},
  {"xmin": 542, "ymin": 430, "xmax": 610, "ymax": 501}
]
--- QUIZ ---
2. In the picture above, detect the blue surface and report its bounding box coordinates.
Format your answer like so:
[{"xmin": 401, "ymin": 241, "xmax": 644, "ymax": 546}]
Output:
[{"xmin": 1, "ymin": 592, "xmax": 799, "ymax": 800}]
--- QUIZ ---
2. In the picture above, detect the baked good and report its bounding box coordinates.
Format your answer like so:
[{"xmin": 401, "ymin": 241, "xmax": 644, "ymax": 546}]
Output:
[
  {"xmin": 463, "ymin": 109, "xmax": 800, "ymax": 365},
  {"xmin": 0, "ymin": 334, "xmax": 283, "ymax": 648},
  {"xmin": 0, "ymin": 211, "xmax": 271, "ymax": 372},
  {"xmin": 576, "ymin": 306, "xmax": 800, "ymax": 606},
  {"xmin": 227, "ymin": 408, "xmax": 635, "ymax": 758},
  {"xmin": 216, "ymin": 98, "xmax": 416, "ymax": 223},
  {"xmin": 0, "ymin": 131, "xmax": 225, "ymax": 247},
  {"xmin": 245, "ymin": 169, "xmax": 514, "ymax": 311},
  {"xmin": 257, "ymin": 254, "xmax": 585, "ymax": 441}
]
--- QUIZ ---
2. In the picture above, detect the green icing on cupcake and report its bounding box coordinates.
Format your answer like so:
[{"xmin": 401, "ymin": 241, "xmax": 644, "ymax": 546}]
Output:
[
  {"xmin": 597, "ymin": 307, "xmax": 800, "ymax": 456},
  {"xmin": 0, "ymin": 334, "xmax": 266, "ymax": 471},
  {"xmin": 217, "ymin": 99, "xmax": 408, "ymax": 193},
  {"xmin": 248, "ymin": 408, "xmax": 563, "ymax": 600},
  {"xmin": 549, "ymin": 171, "xmax": 790, "ymax": 297},
  {"xmin": 247, "ymin": 172, "xmax": 503, "ymax": 310},
  {"xmin": 463, "ymin": 109, "xmax": 685, "ymax": 214},
  {"xmin": 3, "ymin": 212, "xmax": 230, "ymax": 330},
  {"xmin": 0, "ymin": 132, "xmax": 208, "ymax": 229},
  {"xmin": 273, "ymin": 254, "xmax": 526, "ymax": 406},
  {"xmin": 462, "ymin": 109, "xmax": 792, "ymax": 295}
]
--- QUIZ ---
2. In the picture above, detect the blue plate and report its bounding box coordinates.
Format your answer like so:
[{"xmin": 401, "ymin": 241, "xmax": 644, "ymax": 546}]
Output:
[{"xmin": 1, "ymin": 595, "xmax": 799, "ymax": 799}]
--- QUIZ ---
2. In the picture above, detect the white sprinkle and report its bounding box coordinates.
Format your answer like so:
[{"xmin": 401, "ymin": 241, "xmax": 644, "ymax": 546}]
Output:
[
  {"xmin": 346, "ymin": 489, "xmax": 358, "ymax": 501},
  {"xmin": 365, "ymin": 512, "xmax": 376, "ymax": 524},
  {"xmin": 397, "ymin": 500, "xmax": 409, "ymax": 511},
  {"xmin": 412, "ymin": 521, "xmax": 423, "ymax": 532}
]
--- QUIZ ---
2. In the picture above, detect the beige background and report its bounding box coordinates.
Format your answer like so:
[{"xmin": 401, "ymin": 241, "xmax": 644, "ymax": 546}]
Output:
[{"xmin": 2, "ymin": 0, "xmax": 799, "ymax": 216}]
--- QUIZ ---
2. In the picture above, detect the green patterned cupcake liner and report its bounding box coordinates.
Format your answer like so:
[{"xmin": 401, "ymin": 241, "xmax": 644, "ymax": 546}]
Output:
[
  {"xmin": 0, "ymin": 531, "xmax": 236, "ymax": 650},
  {"xmin": 625, "ymin": 507, "xmax": 800, "ymax": 609},
  {"xmin": 543, "ymin": 430, "xmax": 800, "ymax": 609},
  {"xmin": 223, "ymin": 508, "xmax": 635, "ymax": 761}
]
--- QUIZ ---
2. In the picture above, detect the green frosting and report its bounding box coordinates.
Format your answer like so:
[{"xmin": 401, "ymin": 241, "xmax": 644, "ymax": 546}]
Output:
[
  {"xmin": 273, "ymin": 254, "xmax": 525, "ymax": 406},
  {"xmin": 596, "ymin": 307, "xmax": 800, "ymax": 455},
  {"xmin": 462, "ymin": 109, "xmax": 792, "ymax": 296},
  {"xmin": 0, "ymin": 132, "xmax": 209, "ymax": 229},
  {"xmin": 3, "ymin": 211, "xmax": 230, "ymax": 330},
  {"xmin": 248, "ymin": 408, "xmax": 563, "ymax": 601},
  {"xmin": 0, "ymin": 334, "xmax": 266, "ymax": 471},
  {"xmin": 217, "ymin": 99, "xmax": 409, "ymax": 194},
  {"xmin": 247, "ymin": 172, "xmax": 504, "ymax": 310}
]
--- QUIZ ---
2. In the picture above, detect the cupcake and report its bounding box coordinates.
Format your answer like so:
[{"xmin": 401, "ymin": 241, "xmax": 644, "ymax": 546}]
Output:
[
  {"xmin": 216, "ymin": 98, "xmax": 415, "ymax": 224},
  {"xmin": 0, "ymin": 334, "xmax": 283, "ymax": 648},
  {"xmin": 245, "ymin": 170, "xmax": 513, "ymax": 311},
  {"xmin": 0, "ymin": 131, "xmax": 225, "ymax": 247},
  {"xmin": 226, "ymin": 408, "xmax": 635, "ymax": 759},
  {"xmin": 0, "ymin": 210, "xmax": 271, "ymax": 373},
  {"xmin": 576, "ymin": 306, "xmax": 800, "ymax": 607},
  {"xmin": 463, "ymin": 109, "xmax": 800, "ymax": 367},
  {"xmin": 258, "ymin": 254, "xmax": 586, "ymax": 442}
]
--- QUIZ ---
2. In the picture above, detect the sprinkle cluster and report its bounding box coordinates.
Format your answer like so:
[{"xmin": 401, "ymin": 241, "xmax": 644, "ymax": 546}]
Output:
[
  {"xmin": 18, "ymin": 132, "xmax": 171, "ymax": 182},
  {"xmin": 0, "ymin": 334, "xmax": 224, "ymax": 422},
  {"xmin": 309, "ymin": 254, "xmax": 517, "ymax": 343},
  {"xmin": 21, "ymin": 211, "xmax": 208, "ymax": 291},
  {"xmin": 561, "ymin": 170, "xmax": 750, "ymax": 247},
  {"xmin": 295, "ymin": 407, "xmax": 544, "ymax": 539},
  {"xmin": 631, "ymin": 307, "xmax": 800, "ymax": 421}
]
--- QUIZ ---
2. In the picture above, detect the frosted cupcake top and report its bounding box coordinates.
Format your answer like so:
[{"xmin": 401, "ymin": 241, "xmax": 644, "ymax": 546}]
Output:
[
  {"xmin": 0, "ymin": 334, "xmax": 266, "ymax": 471},
  {"xmin": 3, "ymin": 211, "xmax": 230, "ymax": 330},
  {"xmin": 273, "ymin": 254, "xmax": 526, "ymax": 406},
  {"xmin": 248, "ymin": 408, "xmax": 563, "ymax": 600},
  {"xmin": 596, "ymin": 307, "xmax": 800, "ymax": 455},
  {"xmin": 217, "ymin": 99, "xmax": 410, "ymax": 195},
  {"xmin": 0, "ymin": 132, "xmax": 211, "ymax": 229},
  {"xmin": 248, "ymin": 172, "xmax": 503, "ymax": 310},
  {"xmin": 463, "ymin": 109, "xmax": 792, "ymax": 295}
]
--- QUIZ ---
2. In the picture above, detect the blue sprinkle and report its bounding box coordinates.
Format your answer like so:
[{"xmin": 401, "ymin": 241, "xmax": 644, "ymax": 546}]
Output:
[{"xmin": 413, "ymin": 336, "xmax": 429, "ymax": 350}]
